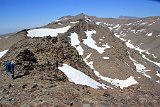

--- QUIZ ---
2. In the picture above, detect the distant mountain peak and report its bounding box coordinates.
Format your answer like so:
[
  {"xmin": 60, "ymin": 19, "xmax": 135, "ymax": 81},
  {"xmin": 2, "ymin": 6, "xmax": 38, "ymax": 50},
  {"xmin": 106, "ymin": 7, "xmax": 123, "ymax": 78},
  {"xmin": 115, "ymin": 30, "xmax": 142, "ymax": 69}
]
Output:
[
  {"xmin": 76, "ymin": 13, "xmax": 87, "ymax": 16},
  {"xmin": 75, "ymin": 13, "xmax": 89, "ymax": 19},
  {"xmin": 118, "ymin": 16, "xmax": 140, "ymax": 19}
]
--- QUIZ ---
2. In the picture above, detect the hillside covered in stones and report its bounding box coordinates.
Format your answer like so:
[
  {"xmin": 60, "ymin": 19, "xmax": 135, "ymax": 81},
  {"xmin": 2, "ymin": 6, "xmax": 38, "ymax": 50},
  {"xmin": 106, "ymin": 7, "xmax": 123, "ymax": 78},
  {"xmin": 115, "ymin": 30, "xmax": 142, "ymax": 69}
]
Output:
[{"xmin": 0, "ymin": 14, "xmax": 160, "ymax": 107}]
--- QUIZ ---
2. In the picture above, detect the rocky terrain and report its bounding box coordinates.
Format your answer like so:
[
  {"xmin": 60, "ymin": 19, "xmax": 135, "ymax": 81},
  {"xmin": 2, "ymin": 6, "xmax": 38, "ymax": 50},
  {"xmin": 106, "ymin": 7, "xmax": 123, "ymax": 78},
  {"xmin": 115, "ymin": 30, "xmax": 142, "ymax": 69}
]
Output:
[{"xmin": 0, "ymin": 13, "xmax": 160, "ymax": 107}]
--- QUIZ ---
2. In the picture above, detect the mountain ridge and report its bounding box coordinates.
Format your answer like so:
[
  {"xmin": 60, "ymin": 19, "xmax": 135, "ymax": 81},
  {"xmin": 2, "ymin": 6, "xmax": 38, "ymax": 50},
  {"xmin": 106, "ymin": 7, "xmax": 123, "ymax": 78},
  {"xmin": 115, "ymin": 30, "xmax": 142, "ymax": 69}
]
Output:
[{"xmin": 0, "ymin": 14, "xmax": 160, "ymax": 107}]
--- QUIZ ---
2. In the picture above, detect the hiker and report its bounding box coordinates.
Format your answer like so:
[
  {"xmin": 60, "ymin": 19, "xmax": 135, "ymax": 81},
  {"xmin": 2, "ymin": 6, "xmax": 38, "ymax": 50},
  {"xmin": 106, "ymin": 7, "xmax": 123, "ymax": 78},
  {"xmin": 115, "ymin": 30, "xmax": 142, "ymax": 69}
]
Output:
[
  {"xmin": 5, "ymin": 60, "xmax": 15, "ymax": 79},
  {"xmin": 5, "ymin": 61, "xmax": 10, "ymax": 74}
]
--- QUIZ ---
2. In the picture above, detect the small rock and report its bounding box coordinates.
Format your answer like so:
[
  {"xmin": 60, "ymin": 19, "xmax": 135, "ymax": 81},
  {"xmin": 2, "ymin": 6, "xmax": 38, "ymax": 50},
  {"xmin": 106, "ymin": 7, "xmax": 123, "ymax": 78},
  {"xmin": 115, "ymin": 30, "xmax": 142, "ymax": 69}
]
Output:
[
  {"xmin": 20, "ymin": 103, "xmax": 30, "ymax": 107},
  {"xmin": 138, "ymin": 97, "xmax": 148, "ymax": 104},
  {"xmin": 29, "ymin": 84, "xmax": 39, "ymax": 92},
  {"xmin": 83, "ymin": 104, "xmax": 90, "ymax": 107},
  {"xmin": 8, "ymin": 84, "xmax": 12, "ymax": 89},
  {"xmin": 22, "ymin": 84, "xmax": 27, "ymax": 89},
  {"xmin": 8, "ymin": 98, "xmax": 12, "ymax": 101},
  {"xmin": 103, "ymin": 91, "xmax": 110, "ymax": 97},
  {"xmin": 31, "ymin": 84, "xmax": 38, "ymax": 89},
  {"xmin": 2, "ymin": 88, "xmax": 9, "ymax": 94},
  {"xmin": 40, "ymin": 102, "xmax": 50, "ymax": 107},
  {"xmin": 0, "ymin": 96, "xmax": 3, "ymax": 100}
]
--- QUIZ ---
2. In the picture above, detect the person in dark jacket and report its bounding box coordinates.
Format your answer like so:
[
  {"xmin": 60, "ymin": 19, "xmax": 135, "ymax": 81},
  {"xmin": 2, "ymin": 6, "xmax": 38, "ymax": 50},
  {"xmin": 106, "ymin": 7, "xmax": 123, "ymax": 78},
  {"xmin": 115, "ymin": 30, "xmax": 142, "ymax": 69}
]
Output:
[
  {"xmin": 5, "ymin": 61, "xmax": 10, "ymax": 74},
  {"xmin": 5, "ymin": 60, "xmax": 15, "ymax": 79}
]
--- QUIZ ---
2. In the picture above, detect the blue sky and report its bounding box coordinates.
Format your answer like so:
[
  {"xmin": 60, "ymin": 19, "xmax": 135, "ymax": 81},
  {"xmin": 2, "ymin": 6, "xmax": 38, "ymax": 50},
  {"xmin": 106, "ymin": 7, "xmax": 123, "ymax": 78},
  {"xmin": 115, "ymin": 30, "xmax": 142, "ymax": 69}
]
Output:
[{"xmin": 0, "ymin": 0, "xmax": 160, "ymax": 34}]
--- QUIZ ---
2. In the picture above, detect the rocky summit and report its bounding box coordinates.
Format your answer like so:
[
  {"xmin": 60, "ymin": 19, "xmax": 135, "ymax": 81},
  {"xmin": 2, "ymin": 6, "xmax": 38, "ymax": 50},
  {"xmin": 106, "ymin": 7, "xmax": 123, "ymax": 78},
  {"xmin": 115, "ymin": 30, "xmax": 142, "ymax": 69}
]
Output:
[{"xmin": 0, "ymin": 14, "xmax": 160, "ymax": 107}]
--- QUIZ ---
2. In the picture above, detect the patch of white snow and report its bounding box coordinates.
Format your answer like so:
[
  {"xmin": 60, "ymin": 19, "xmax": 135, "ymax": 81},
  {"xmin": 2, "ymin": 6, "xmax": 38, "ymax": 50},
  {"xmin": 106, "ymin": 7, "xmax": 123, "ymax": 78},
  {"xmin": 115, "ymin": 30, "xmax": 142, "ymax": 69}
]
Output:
[
  {"xmin": 108, "ymin": 27, "xmax": 113, "ymax": 30},
  {"xmin": 103, "ymin": 57, "xmax": 110, "ymax": 59},
  {"xmin": 156, "ymin": 80, "xmax": 160, "ymax": 83},
  {"xmin": 27, "ymin": 26, "xmax": 71, "ymax": 38},
  {"xmin": 85, "ymin": 16, "xmax": 92, "ymax": 22},
  {"xmin": 99, "ymin": 76, "xmax": 138, "ymax": 89},
  {"xmin": 146, "ymin": 33, "xmax": 152, "ymax": 36},
  {"xmin": 70, "ymin": 21, "xmax": 79, "ymax": 24},
  {"xmin": 0, "ymin": 49, "xmax": 8, "ymax": 58},
  {"xmin": 129, "ymin": 55, "xmax": 151, "ymax": 78},
  {"xmin": 70, "ymin": 32, "xmax": 84, "ymax": 55},
  {"xmin": 156, "ymin": 35, "xmax": 160, "ymax": 37},
  {"xmin": 113, "ymin": 24, "xmax": 120, "ymax": 29},
  {"xmin": 57, "ymin": 23, "xmax": 62, "ymax": 25},
  {"xmin": 125, "ymin": 62, "xmax": 130, "ymax": 66},
  {"xmin": 58, "ymin": 64, "xmax": 106, "ymax": 89},
  {"xmin": 83, "ymin": 30, "xmax": 110, "ymax": 54},
  {"xmin": 96, "ymin": 22, "xmax": 102, "ymax": 25},
  {"xmin": 84, "ymin": 53, "xmax": 138, "ymax": 89},
  {"xmin": 156, "ymin": 71, "xmax": 160, "ymax": 77}
]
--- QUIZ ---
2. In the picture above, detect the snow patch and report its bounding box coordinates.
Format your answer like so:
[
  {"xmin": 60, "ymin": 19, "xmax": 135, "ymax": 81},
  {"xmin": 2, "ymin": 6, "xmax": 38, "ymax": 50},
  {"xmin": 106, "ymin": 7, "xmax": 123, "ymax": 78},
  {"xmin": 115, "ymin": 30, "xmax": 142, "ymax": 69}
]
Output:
[
  {"xmin": 70, "ymin": 33, "xmax": 80, "ymax": 46},
  {"xmin": 58, "ymin": 64, "xmax": 106, "ymax": 89},
  {"xmin": 156, "ymin": 71, "xmax": 160, "ymax": 77},
  {"xmin": 83, "ymin": 53, "xmax": 101, "ymax": 77},
  {"xmin": 55, "ymin": 17, "xmax": 68, "ymax": 22},
  {"xmin": 103, "ymin": 57, "xmax": 110, "ymax": 59},
  {"xmin": 137, "ymin": 20, "xmax": 142, "ymax": 23},
  {"xmin": 27, "ymin": 26, "xmax": 71, "ymax": 38},
  {"xmin": 70, "ymin": 21, "xmax": 79, "ymax": 24},
  {"xmin": 70, "ymin": 32, "xmax": 84, "ymax": 55},
  {"xmin": 143, "ymin": 72, "xmax": 151, "ymax": 78},
  {"xmin": 146, "ymin": 33, "xmax": 152, "ymax": 37},
  {"xmin": 126, "ymin": 40, "xmax": 150, "ymax": 55},
  {"xmin": 102, "ymin": 36, "xmax": 105, "ymax": 39},
  {"xmin": 108, "ymin": 27, "xmax": 113, "ymax": 30},
  {"xmin": 156, "ymin": 35, "xmax": 160, "ymax": 37},
  {"xmin": 113, "ymin": 24, "xmax": 120, "ymax": 29},
  {"xmin": 101, "ymin": 76, "xmax": 138, "ymax": 89},
  {"xmin": 57, "ymin": 23, "xmax": 62, "ymax": 25},
  {"xmin": 102, "ymin": 43, "xmax": 110, "ymax": 48},
  {"xmin": 104, "ymin": 23, "xmax": 113, "ymax": 26},
  {"xmin": 84, "ymin": 53, "xmax": 138, "ymax": 89},
  {"xmin": 85, "ymin": 16, "xmax": 92, "ymax": 22},
  {"xmin": 140, "ymin": 22, "xmax": 147, "ymax": 25},
  {"xmin": 125, "ymin": 62, "xmax": 130, "ymax": 66},
  {"xmin": 136, "ymin": 29, "xmax": 146, "ymax": 33},
  {"xmin": 113, "ymin": 24, "xmax": 121, "ymax": 30},
  {"xmin": 125, "ymin": 23, "xmax": 132, "ymax": 26},
  {"xmin": 152, "ymin": 54, "xmax": 157, "ymax": 58},
  {"xmin": 129, "ymin": 55, "xmax": 151, "ymax": 78},
  {"xmin": 131, "ymin": 30, "xmax": 136, "ymax": 34},
  {"xmin": 126, "ymin": 40, "xmax": 160, "ymax": 68},
  {"xmin": 76, "ymin": 46, "xmax": 84, "ymax": 55},
  {"xmin": 126, "ymin": 40, "xmax": 135, "ymax": 48},
  {"xmin": 83, "ymin": 30, "xmax": 110, "ymax": 54},
  {"xmin": 96, "ymin": 22, "xmax": 102, "ymax": 25},
  {"xmin": 114, "ymin": 33, "xmax": 126, "ymax": 41},
  {"xmin": 141, "ymin": 53, "xmax": 160, "ymax": 67},
  {"xmin": 156, "ymin": 80, "xmax": 160, "ymax": 83},
  {"xmin": 0, "ymin": 49, "xmax": 8, "ymax": 58},
  {"xmin": 148, "ymin": 21, "xmax": 156, "ymax": 26},
  {"xmin": 99, "ymin": 38, "xmax": 103, "ymax": 41}
]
